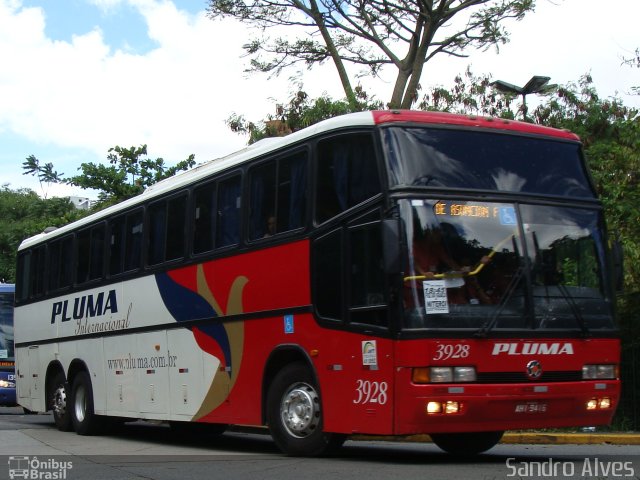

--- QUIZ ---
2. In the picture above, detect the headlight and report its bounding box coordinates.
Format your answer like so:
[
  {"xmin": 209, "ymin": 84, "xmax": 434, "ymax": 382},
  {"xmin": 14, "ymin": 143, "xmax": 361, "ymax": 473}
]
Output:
[
  {"xmin": 582, "ymin": 364, "xmax": 617, "ymax": 380},
  {"xmin": 0, "ymin": 379, "xmax": 15, "ymax": 388},
  {"xmin": 412, "ymin": 366, "xmax": 477, "ymax": 383}
]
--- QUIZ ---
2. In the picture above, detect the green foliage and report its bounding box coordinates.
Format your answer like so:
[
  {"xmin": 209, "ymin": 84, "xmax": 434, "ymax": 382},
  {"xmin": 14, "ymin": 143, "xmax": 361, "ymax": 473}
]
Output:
[
  {"xmin": 0, "ymin": 186, "xmax": 86, "ymax": 282},
  {"xmin": 421, "ymin": 70, "xmax": 640, "ymax": 295},
  {"xmin": 23, "ymin": 145, "xmax": 196, "ymax": 208},
  {"xmin": 228, "ymin": 86, "xmax": 383, "ymax": 144},
  {"xmin": 21, "ymin": 155, "xmax": 64, "ymax": 198}
]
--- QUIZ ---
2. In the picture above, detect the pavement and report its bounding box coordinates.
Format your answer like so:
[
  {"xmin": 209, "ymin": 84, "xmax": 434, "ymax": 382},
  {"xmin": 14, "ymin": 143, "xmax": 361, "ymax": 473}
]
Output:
[
  {"xmin": 3, "ymin": 406, "xmax": 639, "ymax": 446},
  {"xmin": 355, "ymin": 432, "xmax": 640, "ymax": 446}
]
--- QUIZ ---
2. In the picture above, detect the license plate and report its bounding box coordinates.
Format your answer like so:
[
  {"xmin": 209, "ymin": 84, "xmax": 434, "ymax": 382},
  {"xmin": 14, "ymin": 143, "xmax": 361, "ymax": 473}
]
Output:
[{"xmin": 515, "ymin": 402, "xmax": 548, "ymax": 413}]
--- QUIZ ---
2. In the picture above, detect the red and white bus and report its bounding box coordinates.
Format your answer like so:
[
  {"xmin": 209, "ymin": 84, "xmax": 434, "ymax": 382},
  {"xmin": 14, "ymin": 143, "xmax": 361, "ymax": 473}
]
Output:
[{"xmin": 14, "ymin": 110, "xmax": 620, "ymax": 455}]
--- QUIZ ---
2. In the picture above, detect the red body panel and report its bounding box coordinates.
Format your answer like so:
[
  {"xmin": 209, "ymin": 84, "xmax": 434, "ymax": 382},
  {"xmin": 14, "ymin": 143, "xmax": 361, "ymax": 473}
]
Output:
[
  {"xmin": 164, "ymin": 239, "xmax": 620, "ymax": 435},
  {"xmin": 371, "ymin": 110, "xmax": 580, "ymax": 141}
]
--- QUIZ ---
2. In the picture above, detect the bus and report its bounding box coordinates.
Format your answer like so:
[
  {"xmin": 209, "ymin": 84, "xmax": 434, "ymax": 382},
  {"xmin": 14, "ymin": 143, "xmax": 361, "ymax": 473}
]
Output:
[
  {"xmin": 14, "ymin": 110, "xmax": 620, "ymax": 456},
  {"xmin": 0, "ymin": 283, "xmax": 16, "ymax": 406}
]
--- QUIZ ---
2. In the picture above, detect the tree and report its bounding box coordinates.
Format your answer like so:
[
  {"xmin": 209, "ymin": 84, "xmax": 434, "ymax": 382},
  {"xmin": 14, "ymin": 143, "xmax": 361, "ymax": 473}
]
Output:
[
  {"xmin": 228, "ymin": 85, "xmax": 383, "ymax": 143},
  {"xmin": 23, "ymin": 145, "xmax": 196, "ymax": 208},
  {"xmin": 207, "ymin": 0, "xmax": 536, "ymax": 109},
  {"xmin": 21, "ymin": 155, "xmax": 64, "ymax": 198},
  {"xmin": 621, "ymin": 47, "xmax": 639, "ymax": 95},
  {"xmin": 0, "ymin": 186, "xmax": 86, "ymax": 282},
  {"xmin": 421, "ymin": 70, "xmax": 640, "ymax": 292}
]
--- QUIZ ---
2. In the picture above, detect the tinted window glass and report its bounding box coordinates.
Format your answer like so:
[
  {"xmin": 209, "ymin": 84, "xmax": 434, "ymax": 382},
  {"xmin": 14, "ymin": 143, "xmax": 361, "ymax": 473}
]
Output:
[
  {"xmin": 316, "ymin": 134, "xmax": 380, "ymax": 223},
  {"xmin": 193, "ymin": 182, "xmax": 215, "ymax": 254},
  {"xmin": 313, "ymin": 228, "xmax": 343, "ymax": 320},
  {"xmin": 382, "ymin": 127, "xmax": 594, "ymax": 197},
  {"xmin": 109, "ymin": 216, "xmax": 126, "ymax": 276},
  {"xmin": 217, "ymin": 176, "xmax": 241, "ymax": 247},
  {"xmin": 77, "ymin": 226, "xmax": 105, "ymax": 283},
  {"xmin": 249, "ymin": 152, "xmax": 307, "ymax": 239},
  {"xmin": 49, "ymin": 235, "xmax": 73, "ymax": 291},
  {"xmin": 124, "ymin": 210, "xmax": 143, "ymax": 272}
]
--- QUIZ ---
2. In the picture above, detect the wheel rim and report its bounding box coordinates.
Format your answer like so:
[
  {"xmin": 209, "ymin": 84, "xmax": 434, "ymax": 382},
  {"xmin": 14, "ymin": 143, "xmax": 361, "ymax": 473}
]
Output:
[
  {"xmin": 280, "ymin": 382, "xmax": 320, "ymax": 438},
  {"xmin": 53, "ymin": 385, "xmax": 67, "ymax": 417},
  {"xmin": 74, "ymin": 384, "xmax": 87, "ymax": 423}
]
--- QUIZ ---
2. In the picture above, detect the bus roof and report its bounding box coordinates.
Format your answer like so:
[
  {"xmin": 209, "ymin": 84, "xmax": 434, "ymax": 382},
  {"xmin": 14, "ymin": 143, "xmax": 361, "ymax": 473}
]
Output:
[
  {"xmin": 0, "ymin": 284, "xmax": 15, "ymax": 294},
  {"xmin": 17, "ymin": 110, "xmax": 580, "ymax": 250},
  {"xmin": 371, "ymin": 110, "xmax": 580, "ymax": 141}
]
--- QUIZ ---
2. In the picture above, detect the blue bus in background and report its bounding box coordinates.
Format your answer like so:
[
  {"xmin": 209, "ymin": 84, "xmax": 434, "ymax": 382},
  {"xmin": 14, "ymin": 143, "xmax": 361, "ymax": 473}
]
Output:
[{"xmin": 0, "ymin": 283, "xmax": 15, "ymax": 406}]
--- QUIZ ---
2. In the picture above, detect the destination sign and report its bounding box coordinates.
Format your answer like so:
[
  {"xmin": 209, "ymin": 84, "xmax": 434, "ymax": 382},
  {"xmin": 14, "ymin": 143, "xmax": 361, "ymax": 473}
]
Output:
[{"xmin": 435, "ymin": 202, "xmax": 517, "ymax": 225}]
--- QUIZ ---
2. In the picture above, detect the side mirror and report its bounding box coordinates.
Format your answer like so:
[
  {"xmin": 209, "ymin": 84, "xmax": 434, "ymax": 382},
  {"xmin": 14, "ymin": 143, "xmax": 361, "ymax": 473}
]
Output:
[{"xmin": 382, "ymin": 219, "xmax": 402, "ymax": 274}]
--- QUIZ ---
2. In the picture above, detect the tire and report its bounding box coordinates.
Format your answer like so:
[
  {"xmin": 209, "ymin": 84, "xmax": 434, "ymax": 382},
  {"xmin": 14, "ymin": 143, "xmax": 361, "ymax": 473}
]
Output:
[
  {"xmin": 50, "ymin": 372, "xmax": 72, "ymax": 431},
  {"xmin": 70, "ymin": 371, "xmax": 104, "ymax": 435},
  {"xmin": 267, "ymin": 362, "xmax": 345, "ymax": 456},
  {"xmin": 430, "ymin": 431, "xmax": 504, "ymax": 456}
]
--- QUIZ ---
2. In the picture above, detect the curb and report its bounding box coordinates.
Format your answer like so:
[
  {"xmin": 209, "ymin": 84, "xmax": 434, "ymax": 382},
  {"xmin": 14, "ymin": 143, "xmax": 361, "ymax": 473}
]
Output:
[{"xmin": 351, "ymin": 433, "xmax": 640, "ymax": 446}]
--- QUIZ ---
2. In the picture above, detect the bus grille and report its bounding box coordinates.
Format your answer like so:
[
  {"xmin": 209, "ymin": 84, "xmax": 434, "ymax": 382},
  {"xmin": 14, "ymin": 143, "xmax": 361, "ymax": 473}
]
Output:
[{"xmin": 476, "ymin": 371, "xmax": 583, "ymax": 383}]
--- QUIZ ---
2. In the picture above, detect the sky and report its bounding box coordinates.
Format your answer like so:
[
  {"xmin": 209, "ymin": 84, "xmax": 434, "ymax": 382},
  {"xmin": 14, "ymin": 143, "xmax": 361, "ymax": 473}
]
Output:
[{"xmin": 0, "ymin": 0, "xmax": 638, "ymax": 199}]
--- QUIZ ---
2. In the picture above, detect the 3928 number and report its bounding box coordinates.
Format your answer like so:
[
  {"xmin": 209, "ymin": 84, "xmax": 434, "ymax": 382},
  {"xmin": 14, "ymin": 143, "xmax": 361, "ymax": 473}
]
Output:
[
  {"xmin": 353, "ymin": 380, "xmax": 388, "ymax": 405},
  {"xmin": 433, "ymin": 343, "xmax": 470, "ymax": 361}
]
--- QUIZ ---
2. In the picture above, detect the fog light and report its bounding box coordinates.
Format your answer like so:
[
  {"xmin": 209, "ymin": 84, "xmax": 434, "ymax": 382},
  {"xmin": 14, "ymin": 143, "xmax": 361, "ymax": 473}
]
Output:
[
  {"xmin": 427, "ymin": 402, "xmax": 442, "ymax": 414},
  {"xmin": 444, "ymin": 401, "xmax": 460, "ymax": 414},
  {"xmin": 586, "ymin": 398, "xmax": 598, "ymax": 410},
  {"xmin": 598, "ymin": 397, "xmax": 611, "ymax": 409}
]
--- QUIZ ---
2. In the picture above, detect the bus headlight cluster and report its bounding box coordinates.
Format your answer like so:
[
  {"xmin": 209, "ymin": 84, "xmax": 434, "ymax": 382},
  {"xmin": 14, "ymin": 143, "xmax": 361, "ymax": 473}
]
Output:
[
  {"xmin": 0, "ymin": 379, "xmax": 15, "ymax": 388},
  {"xmin": 586, "ymin": 397, "xmax": 612, "ymax": 410},
  {"xmin": 412, "ymin": 366, "xmax": 476, "ymax": 384},
  {"xmin": 426, "ymin": 400, "xmax": 462, "ymax": 415},
  {"xmin": 582, "ymin": 364, "xmax": 618, "ymax": 380}
]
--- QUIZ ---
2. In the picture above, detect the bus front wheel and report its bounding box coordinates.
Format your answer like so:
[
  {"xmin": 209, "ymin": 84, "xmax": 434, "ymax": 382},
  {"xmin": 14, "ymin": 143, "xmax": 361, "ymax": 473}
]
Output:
[
  {"xmin": 267, "ymin": 362, "xmax": 345, "ymax": 456},
  {"xmin": 50, "ymin": 372, "xmax": 72, "ymax": 432},
  {"xmin": 430, "ymin": 431, "xmax": 504, "ymax": 456},
  {"xmin": 70, "ymin": 371, "xmax": 103, "ymax": 435}
]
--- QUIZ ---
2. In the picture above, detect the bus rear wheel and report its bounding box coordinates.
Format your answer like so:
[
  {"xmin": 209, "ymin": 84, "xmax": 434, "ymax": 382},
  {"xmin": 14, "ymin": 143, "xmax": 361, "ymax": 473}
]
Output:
[
  {"xmin": 70, "ymin": 371, "xmax": 104, "ymax": 435},
  {"xmin": 267, "ymin": 362, "xmax": 345, "ymax": 456},
  {"xmin": 430, "ymin": 431, "xmax": 504, "ymax": 456},
  {"xmin": 50, "ymin": 372, "xmax": 72, "ymax": 432}
]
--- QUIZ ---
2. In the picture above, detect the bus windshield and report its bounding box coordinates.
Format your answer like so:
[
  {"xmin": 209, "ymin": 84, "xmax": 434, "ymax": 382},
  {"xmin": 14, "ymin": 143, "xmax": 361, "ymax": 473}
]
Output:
[
  {"xmin": 0, "ymin": 289, "xmax": 14, "ymax": 362},
  {"xmin": 401, "ymin": 199, "xmax": 615, "ymax": 332},
  {"xmin": 383, "ymin": 126, "xmax": 595, "ymax": 198}
]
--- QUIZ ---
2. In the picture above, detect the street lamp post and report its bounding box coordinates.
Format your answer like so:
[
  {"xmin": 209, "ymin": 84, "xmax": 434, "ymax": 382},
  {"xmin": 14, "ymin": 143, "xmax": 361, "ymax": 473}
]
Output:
[{"xmin": 490, "ymin": 75, "xmax": 553, "ymax": 121}]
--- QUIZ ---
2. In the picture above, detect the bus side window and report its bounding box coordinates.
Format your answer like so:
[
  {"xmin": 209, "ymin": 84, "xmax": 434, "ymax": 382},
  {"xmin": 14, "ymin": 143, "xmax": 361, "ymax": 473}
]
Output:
[
  {"xmin": 30, "ymin": 245, "xmax": 46, "ymax": 299},
  {"xmin": 316, "ymin": 134, "xmax": 380, "ymax": 224},
  {"xmin": 124, "ymin": 210, "xmax": 143, "ymax": 273},
  {"xmin": 313, "ymin": 228, "xmax": 344, "ymax": 321},
  {"xmin": 49, "ymin": 235, "xmax": 73, "ymax": 291},
  {"xmin": 194, "ymin": 181, "xmax": 215, "ymax": 254},
  {"xmin": 249, "ymin": 152, "xmax": 307, "ymax": 240},
  {"xmin": 148, "ymin": 195, "xmax": 187, "ymax": 265},
  {"xmin": 77, "ymin": 225, "xmax": 105, "ymax": 284},
  {"xmin": 166, "ymin": 195, "xmax": 186, "ymax": 261},
  {"xmin": 249, "ymin": 161, "xmax": 277, "ymax": 240},
  {"xmin": 216, "ymin": 176, "xmax": 241, "ymax": 248},
  {"xmin": 148, "ymin": 200, "xmax": 166, "ymax": 266},
  {"xmin": 16, "ymin": 246, "xmax": 46, "ymax": 301},
  {"xmin": 109, "ymin": 216, "xmax": 126, "ymax": 276},
  {"xmin": 348, "ymin": 221, "xmax": 387, "ymax": 327}
]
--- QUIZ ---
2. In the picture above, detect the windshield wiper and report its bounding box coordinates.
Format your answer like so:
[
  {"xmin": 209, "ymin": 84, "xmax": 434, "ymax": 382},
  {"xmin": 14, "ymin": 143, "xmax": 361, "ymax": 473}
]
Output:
[
  {"xmin": 531, "ymin": 231, "xmax": 590, "ymax": 337},
  {"xmin": 474, "ymin": 235, "xmax": 522, "ymax": 338}
]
